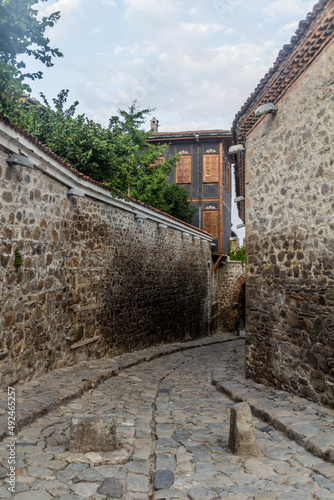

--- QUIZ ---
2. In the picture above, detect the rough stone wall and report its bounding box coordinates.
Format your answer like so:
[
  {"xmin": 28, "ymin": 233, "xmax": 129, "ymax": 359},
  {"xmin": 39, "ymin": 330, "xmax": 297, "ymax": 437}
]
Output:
[
  {"xmin": 230, "ymin": 237, "xmax": 239, "ymax": 253},
  {"xmin": 218, "ymin": 261, "xmax": 245, "ymax": 332},
  {"xmin": 244, "ymin": 43, "xmax": 334, "ymax": 407},
  {"xmin": 0, "ymin": 143, "xmax": 216, "ymax": 388}
]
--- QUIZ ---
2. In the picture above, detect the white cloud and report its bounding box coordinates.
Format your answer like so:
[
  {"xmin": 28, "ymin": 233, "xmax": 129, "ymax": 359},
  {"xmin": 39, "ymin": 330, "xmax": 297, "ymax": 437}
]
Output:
[
  {"xmin": 73, "ymin": 34, "xmax": 280, "ymax": 133},
  {"xmin": 181, "ymin": 22, "xmax": 223, "ymax": 34},
  {"xmin": 26, "ymin": 0, "xmax": 318, "ymax": 150},
  {"xmin": 124, "ymin": 0, "xmax": 180, "ymax": 35},
  {"xmin": 97, "ymin": 52, "xmax": 113, "ymax": 58},
  {"xmin": 102, "ymin": 0, "xmax": 117, "ymax": 6},
  {"xmin": 113, "ymin": 41, "xmax": 158, "ymax": 57},
  {"xmin": 45, "ymin": 0, "xmax": 84, "ymax": 16},
  {"xmin": 36, "ymin": 0, "xmax": 85, "ymax": 41},
  {"xmin": 278, "ymin": 21, "xmax": 299, "ymax": 35},
  {"xmin": 125, "ymin": 0, "xmax": 180, "ymax": 14},
  {"xmin": 91, "ymin": 26, "xmax": 101, "ymax": 34},
  {"xmin": 124, "ymin": 0, "xmax": 179, "ymax": 20},
  {"xmin": 263, "ymin": 0, "xmax": 315, "ymax": 19}
]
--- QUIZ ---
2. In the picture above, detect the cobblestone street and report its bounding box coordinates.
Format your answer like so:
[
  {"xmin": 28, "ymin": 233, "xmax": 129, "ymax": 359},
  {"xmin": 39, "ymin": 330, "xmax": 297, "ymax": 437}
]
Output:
[{"xmin": 0, "ymin": 335, "xmax": 334, "ymax": 499}]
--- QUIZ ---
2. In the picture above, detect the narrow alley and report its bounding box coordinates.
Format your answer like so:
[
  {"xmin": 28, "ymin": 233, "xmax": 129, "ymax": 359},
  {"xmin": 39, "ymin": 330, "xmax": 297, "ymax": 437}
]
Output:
[{"xmin": 0, "ymin": 334, "xmax": 333, "ymax": 499}]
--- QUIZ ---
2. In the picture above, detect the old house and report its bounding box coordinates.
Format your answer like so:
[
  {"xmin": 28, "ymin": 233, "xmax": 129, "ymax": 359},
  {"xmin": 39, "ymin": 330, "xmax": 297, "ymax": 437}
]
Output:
[
  {"xmin": 148, "ymin": 126, "xmax": 233, "ymax": 258},
  {"xmin": 232, "ymin": 0, "xmax": 334, "ymax": 407}
]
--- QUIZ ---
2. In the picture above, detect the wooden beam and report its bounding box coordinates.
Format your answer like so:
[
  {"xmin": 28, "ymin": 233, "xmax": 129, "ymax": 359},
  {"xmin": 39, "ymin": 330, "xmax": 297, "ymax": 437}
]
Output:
[
  {"xmin": 70, "ymin": 335, "xmax": 101, "ymax": 350},
  {"xmin": 212, "ymin": 253, "xmax": 224, "ymax": 275}
]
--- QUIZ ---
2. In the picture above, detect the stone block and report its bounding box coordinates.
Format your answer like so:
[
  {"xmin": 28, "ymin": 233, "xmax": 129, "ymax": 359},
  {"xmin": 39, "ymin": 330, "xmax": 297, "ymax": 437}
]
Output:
[
  {"xmin": 245, "ymin": 170, "xmax": 253, "ymax": 185},
  {"xmin": 99, "ymin": 477, "xmax": 123, "ymax": 497},
  {"xmin": 188, "ymin": 485, "xmax": 216, "ymax": 499},
  {"xmin": 154, "ymin": 469, "xmax": 174, "ymax": 490},
  {"xmin": 70, "ymin": 415, "xmax": 116, "ymax": 453},
  {"xmin": 228, "ymin": 402, "xmax": 257, "ymax": 456}
]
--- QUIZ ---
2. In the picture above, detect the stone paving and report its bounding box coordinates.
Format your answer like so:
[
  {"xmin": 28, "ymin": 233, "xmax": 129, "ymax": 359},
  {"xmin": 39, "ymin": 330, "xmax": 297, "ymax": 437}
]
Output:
[
  {"xmin": 212, "ymin": 351, "xmax": 334, "ymax": 464},
  {"xmin": 0, "ymin": 335, "xmax": 334, "ymax": 499},
  {"xmin": 0, "ymin": 334, "xmax": 236, "ymax": 442}
]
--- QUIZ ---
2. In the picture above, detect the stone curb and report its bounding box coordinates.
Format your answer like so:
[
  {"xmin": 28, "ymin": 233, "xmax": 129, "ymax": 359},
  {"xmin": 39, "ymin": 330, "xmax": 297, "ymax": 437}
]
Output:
[
  {"xmin": 0, "ymin": 333, "xmax": 238, "ymax": 442},
  {"xmin": 212, "ymin": 349, "xmax": 334, "ymax": 465}
]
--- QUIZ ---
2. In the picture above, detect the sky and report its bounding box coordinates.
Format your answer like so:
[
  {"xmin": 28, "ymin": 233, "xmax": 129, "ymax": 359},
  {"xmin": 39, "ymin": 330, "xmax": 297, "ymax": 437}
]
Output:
[{"xmin": 25, "ymin": 0, "xmax": 316, "ymax": 240}]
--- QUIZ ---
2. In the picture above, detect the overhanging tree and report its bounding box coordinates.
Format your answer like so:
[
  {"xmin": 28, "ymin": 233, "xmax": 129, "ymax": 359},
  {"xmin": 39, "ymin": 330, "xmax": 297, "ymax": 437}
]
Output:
[
  {"xmin": 2, "ymin": 90, "xmax": 197, "ymax": 223},
  {"xmin": 0, "ymin": 1, "xmax": 196, "ymax": 223},
  {"xmin": 0, "ymin": 0, "xmax": 62, "ymax": 103}
]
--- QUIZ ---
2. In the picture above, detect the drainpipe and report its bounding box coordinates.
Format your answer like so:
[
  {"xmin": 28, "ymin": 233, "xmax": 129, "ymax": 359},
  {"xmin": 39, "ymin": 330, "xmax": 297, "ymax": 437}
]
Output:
[{"xmin": 194, "ymin": 133, "xmax": 201, "ymax": 228}]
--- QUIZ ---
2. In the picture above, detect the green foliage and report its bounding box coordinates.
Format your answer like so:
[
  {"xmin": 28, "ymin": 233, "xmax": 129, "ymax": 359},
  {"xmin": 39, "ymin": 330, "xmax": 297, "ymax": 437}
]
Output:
[
  {"xmin": 14, "ymin": 247, "xmax": 23, "ymax": 270},
  {"xmin": 0, "ymin": 90, "xmax": 196, "ymax": 223},
  {"xmin": 230, "ymin": 245, "xmax": 245, "ymax": 262},
  {"xmin": 0, "ymin": 0, "xmax": 62, "ymax": 104},
  {"xmin": 21, "ymin": 90, "xmax": 117, "ymax": 183},
  {"xmin": 163, "ymin": 184, "xmax": 197, "ymax": 224},
  {"xmin": 0, "ymin": 1, "xmax": 196, "ymax": 223}
]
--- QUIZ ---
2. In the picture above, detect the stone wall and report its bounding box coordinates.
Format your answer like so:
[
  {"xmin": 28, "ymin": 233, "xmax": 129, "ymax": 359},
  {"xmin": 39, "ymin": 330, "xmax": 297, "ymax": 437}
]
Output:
[
  {"xmin": 218, "ymin": 261, "xmax": 245, "ymax": 332},
  {"xmin": 244, "ymin": 43, "xmax": 334, "ymax": 407},
  {"xmin": 0, "ymin": 117, "xmax": 217, "ymax": 388}
]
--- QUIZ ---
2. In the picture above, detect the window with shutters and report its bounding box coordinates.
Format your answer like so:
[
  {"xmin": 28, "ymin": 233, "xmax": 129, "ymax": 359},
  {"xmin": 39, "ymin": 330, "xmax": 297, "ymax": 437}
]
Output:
[
  {"xmin": 203, "ymin": 211, "xmax": 219, "ymax": 238},
  {"xmin": 203, "ymin": 154, "xmax": 219, "ymax": 183},
  {"xmin": 176, "ymin": 155, "xmax": 191, "ymax": 183},
  {"xmin": 151, "ymin": 156, "xmax": 165, "ymax": 167}
]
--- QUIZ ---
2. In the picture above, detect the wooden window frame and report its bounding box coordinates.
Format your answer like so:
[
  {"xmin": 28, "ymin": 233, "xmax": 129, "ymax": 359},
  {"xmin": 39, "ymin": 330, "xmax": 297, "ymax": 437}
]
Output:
[
  {"xmin": 176, "ymin": 155, "xmax": 192, "ymax": 184},
  {"xmin": 203, "ymin": 154, "xmax": 219, "ymax": 183},
  {"xmin": 151, "ymin": 156, "xmax": 165, "ymax": 167},
  {"xmin": 203, "ymin": 210, "xmax": 220, "ymax": 238}
]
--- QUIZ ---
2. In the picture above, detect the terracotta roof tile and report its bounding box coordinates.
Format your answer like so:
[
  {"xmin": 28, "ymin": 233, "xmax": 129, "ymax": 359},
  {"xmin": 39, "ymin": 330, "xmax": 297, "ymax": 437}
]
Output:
[
  {"xmin": 150, "ymin": 129, "xmax": 231, "ymax": 138},
  {"xmin": 232, "ymin": 0, "xmax": 334, "ymax": 221},
  {"xmin": 232, "ymin": 0, "xmax": 334, "ymax": 139}
]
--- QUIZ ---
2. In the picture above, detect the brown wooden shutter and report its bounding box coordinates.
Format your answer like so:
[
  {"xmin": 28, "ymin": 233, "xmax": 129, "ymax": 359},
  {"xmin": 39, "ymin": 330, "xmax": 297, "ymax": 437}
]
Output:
[
  {"xmin": 203, "ymin": 211, "xmax": 219, "ymax": 238},
  {"xmin": 176, "ymin": 155, "xmax": 191, "ymax": 183},
  {"xmin": 151, "ymin": 156, "xmax": 165, "ymax": 167},
  {"xmin": 203, "ymin": 154, "xmax": 219, "ymax": 182}
]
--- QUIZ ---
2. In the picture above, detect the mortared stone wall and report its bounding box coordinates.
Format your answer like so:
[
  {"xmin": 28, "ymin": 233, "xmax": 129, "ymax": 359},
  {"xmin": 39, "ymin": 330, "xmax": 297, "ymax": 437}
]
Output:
[
  {"xmin": 0, "ymin": 117, "xmax": 217, "ymax": 388},
  {"xmin": 244, "ymin": 42, "xmax": 334, "ymax": 407},
  {"xmin": 218, "ymin": 261, "xmax": 245, "ymax": 332}
]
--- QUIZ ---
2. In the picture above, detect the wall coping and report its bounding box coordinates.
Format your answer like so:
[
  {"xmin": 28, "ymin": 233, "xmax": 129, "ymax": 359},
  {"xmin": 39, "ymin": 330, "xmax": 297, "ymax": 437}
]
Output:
[{"xmin": 0, "ymin": 119, "xmax": 212, "ymax": 242}]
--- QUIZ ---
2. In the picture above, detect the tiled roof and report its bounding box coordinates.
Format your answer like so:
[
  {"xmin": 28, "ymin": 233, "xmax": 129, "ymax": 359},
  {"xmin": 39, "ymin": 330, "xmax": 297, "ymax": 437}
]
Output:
[
  {"xmin": 232, "ymin": 0, "xmax": 333, "ymax": 139},
  {"xmin": 150, "ymin": 129, "xmax": 231, "ymax": 138},
  {"xmin": 19, "ymin": 94, "xmax": 44, "ymax": 107},
  {"xmin": 232, "ymin": 0, "xmax": 334, "ymax": 221},
  {"xmin": 0, "ymin": 112, "xmax": 211, "ymax": 237}
]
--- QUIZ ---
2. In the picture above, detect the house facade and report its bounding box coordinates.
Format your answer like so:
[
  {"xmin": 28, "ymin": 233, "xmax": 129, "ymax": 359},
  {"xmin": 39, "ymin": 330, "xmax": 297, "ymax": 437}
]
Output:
[
  {"xmin": 232, "ymin": 0, "xmax": 334, "ymax": 407},
  {"xmin": 148, "ymin": 129, "xmax": 233, "ymax": 257}
]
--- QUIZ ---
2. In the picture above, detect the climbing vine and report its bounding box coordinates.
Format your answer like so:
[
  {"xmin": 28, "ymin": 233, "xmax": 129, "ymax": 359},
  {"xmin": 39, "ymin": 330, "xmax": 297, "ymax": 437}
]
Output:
[
  {"xmin": 14, "ymin": 247, "xmax": 23, "ymax": 270},
  {"xmin": 230, "ymin": 245, "xmax": 245, "ymax": 262}
]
